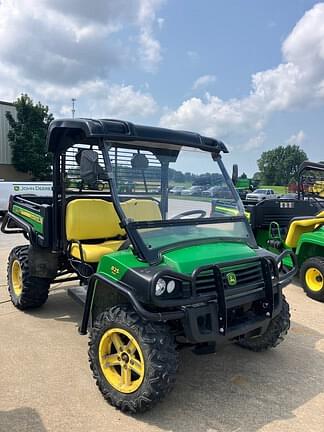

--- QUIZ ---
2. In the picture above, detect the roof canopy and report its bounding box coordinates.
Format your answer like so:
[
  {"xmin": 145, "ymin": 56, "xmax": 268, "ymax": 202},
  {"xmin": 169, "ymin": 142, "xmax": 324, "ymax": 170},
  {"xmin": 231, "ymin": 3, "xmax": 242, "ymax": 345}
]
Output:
[
  {"xmin": 298, "ymin": 161, "xmax": 324, "ymax": 176},
  {"xmin": 46, "ymin": 118, "xmax": 228, "ymax": 154}
]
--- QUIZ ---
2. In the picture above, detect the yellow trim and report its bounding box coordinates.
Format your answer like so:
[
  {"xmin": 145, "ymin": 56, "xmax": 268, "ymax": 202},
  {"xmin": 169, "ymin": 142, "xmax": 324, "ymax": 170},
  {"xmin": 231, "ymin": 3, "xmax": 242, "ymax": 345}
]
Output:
[
  {"xmin": 70, "ymin": 240, "xmax": 124, "ymax": 263},
  {"xmin": 305, "ymin": 267, "xmax": 323, "ymax": 292},
  {"xmin": 16, "ymin": 208, "xmax": 43, "ymax": 224},
  {"xmin": 11, "ymin": 259, "xmax": 23, "ymax": 297},
  {"xmin": 99, "ymin": 327, "xmax": 145, "ymax": 394},
  {"xmin": 285, "ymin": 216, "xmax": 324, "ymax": 248}
]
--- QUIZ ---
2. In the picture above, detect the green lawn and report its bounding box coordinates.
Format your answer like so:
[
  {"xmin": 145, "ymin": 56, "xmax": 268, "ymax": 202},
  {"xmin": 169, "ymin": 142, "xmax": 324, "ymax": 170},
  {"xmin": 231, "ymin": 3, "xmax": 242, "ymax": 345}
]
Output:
[{"xmin": 259, "ymin": 185, "xmax": 287, "ymax": 194}]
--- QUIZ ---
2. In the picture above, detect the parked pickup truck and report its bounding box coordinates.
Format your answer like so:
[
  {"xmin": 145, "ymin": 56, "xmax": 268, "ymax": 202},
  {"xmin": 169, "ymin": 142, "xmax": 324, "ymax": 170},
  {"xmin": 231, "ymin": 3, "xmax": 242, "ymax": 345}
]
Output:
[
  {"xmin": 0, "ymin": 181, "xmax": 52, "ymax": 215},
  {"xmin": 246, "ymin": 188, "xmax": 280, "ymax": 202}
]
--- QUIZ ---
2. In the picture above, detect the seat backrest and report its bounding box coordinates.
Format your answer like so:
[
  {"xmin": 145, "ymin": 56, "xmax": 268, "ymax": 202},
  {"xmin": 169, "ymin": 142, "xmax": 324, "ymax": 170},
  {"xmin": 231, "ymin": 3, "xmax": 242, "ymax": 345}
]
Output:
[
  {"xmin": 285, "ymin": 216, "xmax": 324, "ymax": 248},
  {"xmin": 66, "ymin": 199, "xmax": 122, "ymax": 241},
  {"xmin": 121, "ymin": 199, "xmax": 161, "ymax": 222}
]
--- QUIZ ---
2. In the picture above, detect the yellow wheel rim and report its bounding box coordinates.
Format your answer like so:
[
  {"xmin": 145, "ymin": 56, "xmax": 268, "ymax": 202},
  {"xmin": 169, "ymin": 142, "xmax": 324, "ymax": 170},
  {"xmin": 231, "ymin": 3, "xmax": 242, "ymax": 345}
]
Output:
[
  {"xmin": 98, "ymin": 328, "xmax": 145, "ymax": 394},
  {"xmin": 11, "ymin": 259, "xmax": 23, "ymax": 297},
  {"xmin": 305, "ymin": 267, "xmax": 324, "ymax": 292}
]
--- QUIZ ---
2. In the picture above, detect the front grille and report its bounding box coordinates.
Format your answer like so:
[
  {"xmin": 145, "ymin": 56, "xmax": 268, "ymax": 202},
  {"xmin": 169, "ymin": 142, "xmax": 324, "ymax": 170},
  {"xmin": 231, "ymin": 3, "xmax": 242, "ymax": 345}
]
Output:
[{"xmin": 194, "ymin": 260, "xmax": 265, "ymax": 298}]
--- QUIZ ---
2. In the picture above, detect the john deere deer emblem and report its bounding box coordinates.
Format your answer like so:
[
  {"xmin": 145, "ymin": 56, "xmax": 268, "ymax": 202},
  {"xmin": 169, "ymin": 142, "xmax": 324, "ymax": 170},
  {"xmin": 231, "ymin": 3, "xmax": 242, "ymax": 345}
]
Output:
[{"xmin": 226, "ymin": 272, "xmax": 237, "ymax": 286}]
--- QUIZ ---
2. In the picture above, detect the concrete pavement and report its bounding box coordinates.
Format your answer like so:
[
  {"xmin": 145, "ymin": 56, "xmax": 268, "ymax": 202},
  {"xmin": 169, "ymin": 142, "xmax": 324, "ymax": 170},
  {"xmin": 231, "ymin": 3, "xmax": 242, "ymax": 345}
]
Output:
[{"xmin": 0, "ymin": 230, "xmax": 323, "ymax": 432}]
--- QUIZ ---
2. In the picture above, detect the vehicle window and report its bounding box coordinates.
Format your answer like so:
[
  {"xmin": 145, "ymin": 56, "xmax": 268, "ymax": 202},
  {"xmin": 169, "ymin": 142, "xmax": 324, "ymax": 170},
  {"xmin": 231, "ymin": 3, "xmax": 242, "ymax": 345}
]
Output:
[
  {"xmin": 113, "ymin": 146, "xmax": 250, "ymax": 251},
  {"xmin": 64, "ymin": 144, "xmax": 110, "ymax": 194}
]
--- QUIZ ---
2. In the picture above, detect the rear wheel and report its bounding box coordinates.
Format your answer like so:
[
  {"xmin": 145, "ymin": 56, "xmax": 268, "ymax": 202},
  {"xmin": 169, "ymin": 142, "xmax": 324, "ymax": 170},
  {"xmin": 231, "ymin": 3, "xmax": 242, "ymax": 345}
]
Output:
[
  {"xmin": 89, "ymin": 304, "xmax": 178, "ymax": 413},
  {"xmin": 7, "ymin": 246, "xmax": 50, "ymax": 310},
  {"xmin": 237, "ymin": 296, "xmax": 290, "ymax": 352},
  {"xmin": 300, "ymin": 257, "xmax": 324, "ymax": 302}
]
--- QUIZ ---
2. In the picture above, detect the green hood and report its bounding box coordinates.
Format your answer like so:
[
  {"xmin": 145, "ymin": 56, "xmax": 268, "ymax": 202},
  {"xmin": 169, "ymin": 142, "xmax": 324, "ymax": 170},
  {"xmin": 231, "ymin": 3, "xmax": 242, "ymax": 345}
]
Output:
[
  {"xmin": 98, "ymin": 241, "xmax": 257, "ymax": 282},
  {"xmin": 162, "ymin": 242, "xmax": 257, "ymax": 275}
]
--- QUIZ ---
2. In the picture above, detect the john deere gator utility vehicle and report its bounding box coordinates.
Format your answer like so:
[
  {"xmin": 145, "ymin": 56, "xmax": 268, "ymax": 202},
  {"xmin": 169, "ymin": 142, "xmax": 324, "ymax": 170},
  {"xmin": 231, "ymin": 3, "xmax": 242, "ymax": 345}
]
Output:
[
  {"xmin": 2, "ymin": 119, "xmax": 296, "ymax": 413},
  {"xmin": 247, "ymin": 161, "xmax": 324, "ymax": 302}
]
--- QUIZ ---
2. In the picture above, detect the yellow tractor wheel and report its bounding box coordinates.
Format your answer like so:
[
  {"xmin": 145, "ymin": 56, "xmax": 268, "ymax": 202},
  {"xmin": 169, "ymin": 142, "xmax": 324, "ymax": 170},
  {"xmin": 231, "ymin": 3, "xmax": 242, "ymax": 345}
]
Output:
[
  {"xmin": 300, "ymin": 257, "xmax": 324, "ymax": 302},
  {"xmin": 7, "ymin": 246, "xmax": 50, "ymax": 310},
  {"xmin": 89, "ymin": 304, "xmax": 178, "ymax": 414}
]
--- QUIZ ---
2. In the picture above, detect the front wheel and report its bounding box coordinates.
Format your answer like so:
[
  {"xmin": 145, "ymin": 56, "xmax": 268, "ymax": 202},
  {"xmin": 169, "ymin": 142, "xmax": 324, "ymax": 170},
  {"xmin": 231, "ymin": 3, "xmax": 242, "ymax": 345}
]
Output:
[
  {"xmin": 89, "ymin": 305, "xmax": 178, "ymax": 414},
  {"xmin": 236, "ymin": 296, "xmax": 290, "ymax": 352},
  {"xmin": 300, "ymin": 257, "xmax": 324, "ymax": 302}
]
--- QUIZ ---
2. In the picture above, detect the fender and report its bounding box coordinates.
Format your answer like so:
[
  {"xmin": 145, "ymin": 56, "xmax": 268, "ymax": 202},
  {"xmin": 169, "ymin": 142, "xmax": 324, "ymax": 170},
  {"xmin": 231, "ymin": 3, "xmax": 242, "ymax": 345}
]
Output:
[{"xmin": 79, "ymin": 273, "xmax": 185, "ymax": 335}]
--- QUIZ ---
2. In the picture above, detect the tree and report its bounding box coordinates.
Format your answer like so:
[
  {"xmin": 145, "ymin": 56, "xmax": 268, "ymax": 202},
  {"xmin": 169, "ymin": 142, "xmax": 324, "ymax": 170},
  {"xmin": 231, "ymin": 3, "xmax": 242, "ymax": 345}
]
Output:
[
  {"xmin": 239, "ymin": 172, "xmax": 248, "ymax": 179},
  {"xmin": 6, "ymin": 94, "xmax": 54, "ymax": 180},
  {"xmin": 252, "ymin": 172, "xmax": 261, "ymax": 181},
  {"xmin": 257, "ymin": 145, "xmax": 307, "ymax": 186}
]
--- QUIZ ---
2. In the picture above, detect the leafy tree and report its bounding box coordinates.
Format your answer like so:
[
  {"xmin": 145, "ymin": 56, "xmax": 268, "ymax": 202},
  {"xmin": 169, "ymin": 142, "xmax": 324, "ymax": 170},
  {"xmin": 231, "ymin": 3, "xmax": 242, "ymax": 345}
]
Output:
[
  {"xmin": 257, "ymin": 145, "xmax": 307, "ymax": 186},
  {"xmin": 252, "ymin": 172, "xmax": 261, "ymax": 181},
  {"xmin": 239, "ymin": 172, "xmax": 248, "ymax": 179},
  {"xmin": 6, "ymin": 94, "xmax": 54, "ymax": 180}
]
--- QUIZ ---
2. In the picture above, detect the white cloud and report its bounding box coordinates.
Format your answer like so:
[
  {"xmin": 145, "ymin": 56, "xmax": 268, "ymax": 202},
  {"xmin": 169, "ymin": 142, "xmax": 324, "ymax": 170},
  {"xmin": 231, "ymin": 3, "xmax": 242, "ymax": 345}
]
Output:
[
  {"xmin": 161, "ymin": 3, "xmax": 324, "ymax": 146},
  {"xmin": 137, "ymin": 0, "xmax": 165, "ymax": 71},
  {"xmin": 286, "ymin": 130, "xmax": 306, "ymax": 145},
  {"xmin": 243, "ymin": 133, "xmax": 266, "ymax": 150},
  {"xmin": 4, "ymin": 78, "xmax": 158, "ymax": 120},
  {"xmin": 192, "ymin": 75, "xmax": 216, "ymax": 90},
  {"xmin": 0, "ymin": 0, "xmax": 162, "ymax": 118},
  {"xmin": 157, "ymin": 17, "xmax": 165, "ymax": 29}
]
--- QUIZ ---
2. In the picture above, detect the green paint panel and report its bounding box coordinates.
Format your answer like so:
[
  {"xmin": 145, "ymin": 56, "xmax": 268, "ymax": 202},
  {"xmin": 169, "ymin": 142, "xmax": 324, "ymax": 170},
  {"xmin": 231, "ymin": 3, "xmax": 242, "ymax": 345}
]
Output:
[
  {"xmin": 296, "ymin": 229, "xmax": 324, "ymax": 254},
  {"xmin": 12, "ymin": 204, "xmax": 43, "ymax": 234},
  {"xmin": 296, "ymin": 229, "xmax": 324, "ymax": 265},
  {"xmin": 97, "ymin": 241, "xmax": 257, "ymax": 280},
  {"xmin": 255, "ymin": 229, "xmax": 270, "ymax": 250},
  {"xmin": 97, "ymin": 249, "xmax": 149, "ymax": 281},
  {"xmin": 162, "ymin": 242, "xmax": 257, "ymax": 275}
]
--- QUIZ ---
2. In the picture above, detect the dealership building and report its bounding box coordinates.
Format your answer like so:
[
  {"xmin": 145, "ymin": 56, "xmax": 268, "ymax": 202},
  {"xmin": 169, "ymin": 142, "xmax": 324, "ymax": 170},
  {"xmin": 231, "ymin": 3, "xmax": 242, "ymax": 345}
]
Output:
[{"xmin": 0, "ymin": 100, "xmax": 30, "ymax": 181}]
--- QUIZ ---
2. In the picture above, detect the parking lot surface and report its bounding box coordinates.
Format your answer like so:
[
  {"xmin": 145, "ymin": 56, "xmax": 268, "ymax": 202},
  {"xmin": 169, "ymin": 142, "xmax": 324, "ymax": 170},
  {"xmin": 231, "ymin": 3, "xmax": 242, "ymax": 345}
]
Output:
[{"xmin": 0, "ymin": 228, "xmax": 324, "ymax": 432}]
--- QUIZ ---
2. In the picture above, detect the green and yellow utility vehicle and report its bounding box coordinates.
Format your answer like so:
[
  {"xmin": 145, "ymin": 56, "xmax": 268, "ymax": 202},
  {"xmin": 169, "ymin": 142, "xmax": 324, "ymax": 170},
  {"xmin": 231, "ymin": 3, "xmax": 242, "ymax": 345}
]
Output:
[
  {"xmin": 246, "ymin": 161, "xmax": 324, "ymax": 302},
  {"xmin": 2, "ymin": 119, "xmax": 296, "ymax": 413}
]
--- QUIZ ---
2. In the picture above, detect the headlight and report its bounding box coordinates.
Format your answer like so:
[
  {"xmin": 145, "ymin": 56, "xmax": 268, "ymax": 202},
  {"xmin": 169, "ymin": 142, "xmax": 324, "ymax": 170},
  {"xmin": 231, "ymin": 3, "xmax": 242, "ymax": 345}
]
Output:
[
  {"xmin": 166, "ymin": 280, "xmax": 176, "ymax": 293},
  {"xmin": 155, "ymin": 278, "xmax": 166, "ymax": 296}
]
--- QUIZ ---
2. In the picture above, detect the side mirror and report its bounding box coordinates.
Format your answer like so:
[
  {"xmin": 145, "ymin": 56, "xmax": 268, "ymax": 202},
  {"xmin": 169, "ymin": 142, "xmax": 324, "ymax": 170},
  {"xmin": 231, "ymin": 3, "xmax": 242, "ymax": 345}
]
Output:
[
  {"xmin": 131, "ymin": 153, "xmax": 149, "ymax": 170},
  {"xmin": 232, "ymin": 164, "xmax": 238, "ymax": 185}
]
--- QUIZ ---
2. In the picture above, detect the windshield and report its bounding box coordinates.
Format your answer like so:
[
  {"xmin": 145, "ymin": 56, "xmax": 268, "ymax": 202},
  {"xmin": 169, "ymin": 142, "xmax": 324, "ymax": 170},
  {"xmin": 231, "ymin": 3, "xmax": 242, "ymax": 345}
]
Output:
[
  {"xmin": 107, "ymin": 145, "xmax": 252, "ymax": 256},
  {"xmin": 63, "ymin": 142, "xmax": 253, "ymax": 260}
]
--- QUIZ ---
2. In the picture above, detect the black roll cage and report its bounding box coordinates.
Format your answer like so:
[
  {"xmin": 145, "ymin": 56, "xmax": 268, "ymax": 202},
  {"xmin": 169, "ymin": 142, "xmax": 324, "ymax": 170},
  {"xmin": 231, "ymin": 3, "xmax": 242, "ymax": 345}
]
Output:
[
  {"xmin": 297, "ymin": 160, "xmax": 324, "ymax": 200},
  {"xmin": 47, "ymin": 118, "xmax": 250, "ymax": 264}
]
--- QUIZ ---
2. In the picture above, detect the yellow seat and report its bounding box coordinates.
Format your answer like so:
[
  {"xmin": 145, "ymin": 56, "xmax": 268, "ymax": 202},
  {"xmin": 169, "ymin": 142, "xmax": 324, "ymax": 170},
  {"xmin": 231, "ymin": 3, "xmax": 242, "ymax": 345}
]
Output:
[
  {"xmin": 121, "ymin": 199, "xmax": 161, "ymax": 221},
  {"xmin": 66, "ymin": 199, "xmax": 124, "ymax": 262},
  {"xmin": 65, "ymin": 198, "xmax": 162, "ymax": 263},
  {"xmin": 285, "ymin": 216, "xmax": 324, "ymax": 248},
  {"xmin": 70, "ymin": 240, "xmax": 124, "ymax": 263}
]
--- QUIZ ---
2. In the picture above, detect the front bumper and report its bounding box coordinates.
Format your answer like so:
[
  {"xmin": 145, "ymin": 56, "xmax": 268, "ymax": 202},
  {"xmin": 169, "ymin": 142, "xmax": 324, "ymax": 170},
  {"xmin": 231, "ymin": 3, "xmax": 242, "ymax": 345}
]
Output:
[{"xmin": 80, "ymin": 251, "xmax": 297, "ymax": 343}]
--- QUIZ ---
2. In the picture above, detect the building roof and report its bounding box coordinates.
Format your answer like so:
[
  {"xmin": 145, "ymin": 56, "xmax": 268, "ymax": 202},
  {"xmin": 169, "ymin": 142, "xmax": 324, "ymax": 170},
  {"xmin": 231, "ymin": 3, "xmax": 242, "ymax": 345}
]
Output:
[
  {"xmin": 46, "ymin": 118, "xmax": 228, "ymax": 154},
  {"xmin": 0, "ymin": 100, "xmax": 14, "ymax": 107}
]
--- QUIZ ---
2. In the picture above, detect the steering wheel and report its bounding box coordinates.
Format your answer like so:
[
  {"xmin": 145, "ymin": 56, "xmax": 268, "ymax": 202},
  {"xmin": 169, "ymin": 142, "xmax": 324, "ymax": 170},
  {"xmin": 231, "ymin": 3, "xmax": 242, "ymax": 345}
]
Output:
[{"xmin": 172, "ymin": 209, "xmax": 207, "ymax": 220}]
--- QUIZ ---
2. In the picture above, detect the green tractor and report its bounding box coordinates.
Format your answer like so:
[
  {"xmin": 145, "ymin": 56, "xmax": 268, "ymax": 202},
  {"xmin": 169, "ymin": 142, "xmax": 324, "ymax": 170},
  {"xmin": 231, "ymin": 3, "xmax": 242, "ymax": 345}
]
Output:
[
  {"xmin": 2, "ymin": 119, "xmax": 296, "ymax": 413},
  {"xmin": 232, "ymin": 164, "xmax": 259, "ymax": 200},
  {"xmin": 246, "ymin": 161, "xmax": 324, "ymax": 302}
]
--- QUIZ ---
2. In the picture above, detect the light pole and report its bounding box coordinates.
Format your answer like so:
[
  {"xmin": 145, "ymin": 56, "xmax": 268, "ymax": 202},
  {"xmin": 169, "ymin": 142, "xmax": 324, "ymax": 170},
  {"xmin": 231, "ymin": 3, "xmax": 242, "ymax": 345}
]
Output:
[{"xmin": 71, "ymin": 98, "xmax": 76, "ymax": 118}]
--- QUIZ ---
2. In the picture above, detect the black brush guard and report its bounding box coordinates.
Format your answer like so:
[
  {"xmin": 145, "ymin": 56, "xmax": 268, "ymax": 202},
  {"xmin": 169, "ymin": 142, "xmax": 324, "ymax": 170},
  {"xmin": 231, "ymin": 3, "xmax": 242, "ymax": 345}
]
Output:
[{"xmin": 79, "ymin": 251, "xmax": 297, "ymax": 342}]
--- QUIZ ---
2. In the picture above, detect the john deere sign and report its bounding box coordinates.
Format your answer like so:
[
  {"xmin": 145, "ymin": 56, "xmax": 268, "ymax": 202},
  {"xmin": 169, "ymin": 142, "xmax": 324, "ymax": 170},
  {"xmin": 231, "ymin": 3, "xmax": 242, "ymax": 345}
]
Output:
[{"xmin": 226, "ymin": 272, "xmax": 237, "ymax": 286}]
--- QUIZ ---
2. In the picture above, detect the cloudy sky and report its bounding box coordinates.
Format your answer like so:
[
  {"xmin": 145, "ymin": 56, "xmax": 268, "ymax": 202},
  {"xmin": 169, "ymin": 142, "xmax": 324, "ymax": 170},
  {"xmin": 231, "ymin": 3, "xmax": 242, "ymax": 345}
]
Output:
[{"xmin": 1, "ymin": 0, "xmax": 324, "ymax": 174}]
